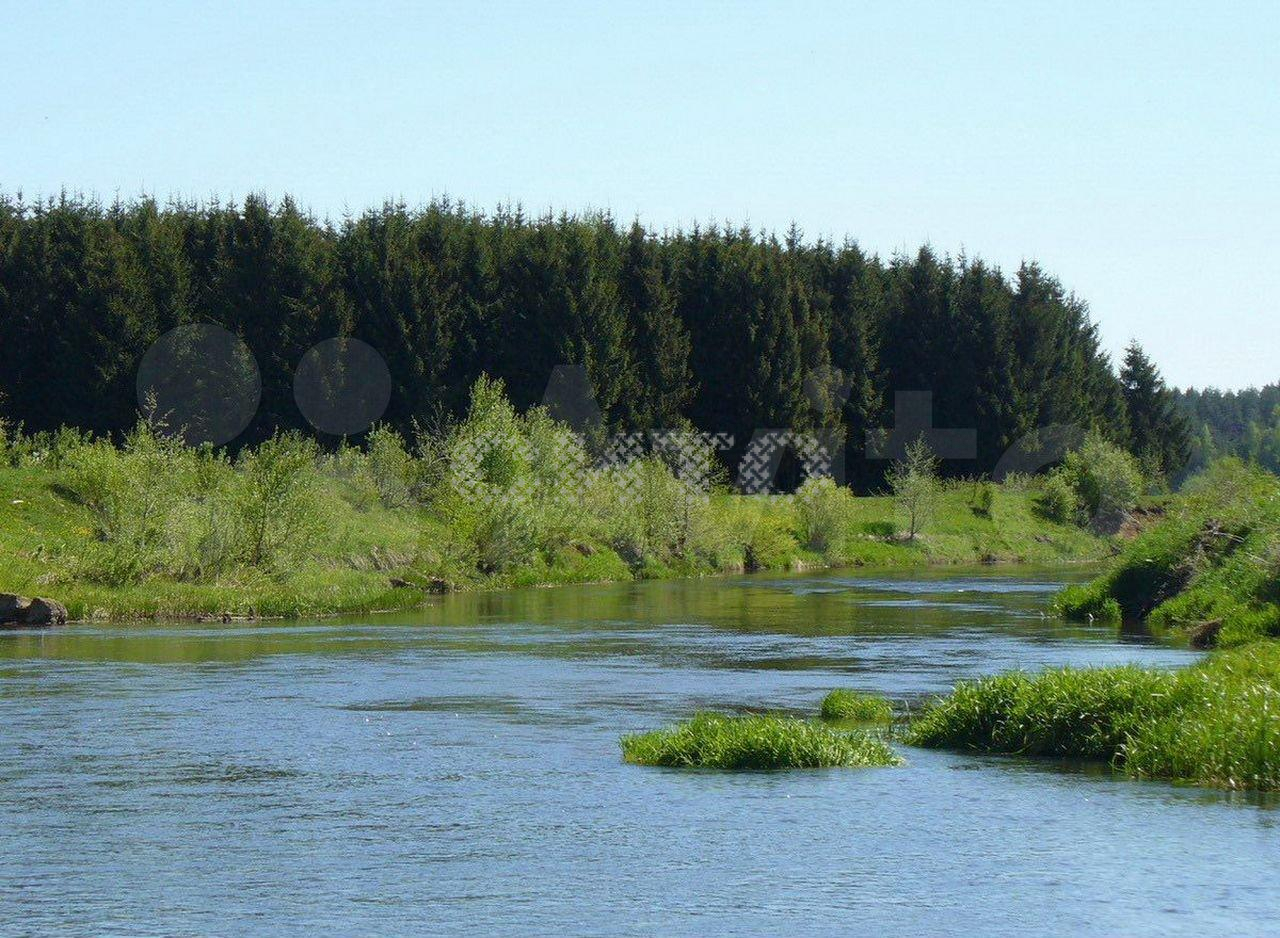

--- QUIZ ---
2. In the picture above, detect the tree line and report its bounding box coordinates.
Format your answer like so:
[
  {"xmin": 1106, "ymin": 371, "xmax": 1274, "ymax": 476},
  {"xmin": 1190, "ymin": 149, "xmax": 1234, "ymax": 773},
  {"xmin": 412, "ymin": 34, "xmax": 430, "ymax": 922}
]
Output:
[
  {"xmin": 1177, "ymin": 383, "xmax": 1280, "ymax": 477},
  {"xmin": 0, "ymin": 192, "xmax": 1190, "ymax": 489}
]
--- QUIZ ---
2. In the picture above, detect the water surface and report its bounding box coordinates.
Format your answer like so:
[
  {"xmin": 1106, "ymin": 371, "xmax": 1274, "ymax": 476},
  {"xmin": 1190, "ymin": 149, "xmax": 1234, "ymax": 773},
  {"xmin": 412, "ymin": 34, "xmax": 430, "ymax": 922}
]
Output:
[{"xmin": 2, "ymin": 567, "xmax": 1276, "ymax": 936}]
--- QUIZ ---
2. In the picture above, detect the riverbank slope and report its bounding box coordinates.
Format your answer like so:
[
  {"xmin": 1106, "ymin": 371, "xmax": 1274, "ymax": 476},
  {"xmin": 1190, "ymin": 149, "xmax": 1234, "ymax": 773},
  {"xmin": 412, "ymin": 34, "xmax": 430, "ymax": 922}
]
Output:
[
  {"xmin": 0, "ymin": 463, "xmax": 1106, "ymax": 622},
  {"xmin": 910, "ymin": 460, "xmax": 1280, "ymax": 789}
]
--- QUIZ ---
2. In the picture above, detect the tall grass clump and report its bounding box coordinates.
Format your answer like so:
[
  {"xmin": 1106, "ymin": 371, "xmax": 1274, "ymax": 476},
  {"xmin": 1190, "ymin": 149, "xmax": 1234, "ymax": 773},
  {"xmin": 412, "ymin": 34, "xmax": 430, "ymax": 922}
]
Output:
[
  {"xmin": 819, "ymin": 689, "xmax": 894, "ymax": 722},
  {"xmin": 906, "ymin": 642, "xmax": 1280, "ymax": 789},
  {"xmin": 621, "ymin": 712, "xmax": 901, "ymax": 770},
  {"xmin": 905, "ymin": 667, "xmax": 1180, "ymax": 760},
  {"xmin": 1121, "ymin": 643, "xmax": 1280, "ymax": 788}
]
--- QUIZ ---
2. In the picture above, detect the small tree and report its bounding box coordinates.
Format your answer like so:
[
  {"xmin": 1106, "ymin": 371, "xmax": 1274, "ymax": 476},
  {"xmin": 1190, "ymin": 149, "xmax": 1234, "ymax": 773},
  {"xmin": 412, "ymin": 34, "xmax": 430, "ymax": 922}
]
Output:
[{"xmin": 889, "ymin": 436, "xmax": 940, "ymax": 540}]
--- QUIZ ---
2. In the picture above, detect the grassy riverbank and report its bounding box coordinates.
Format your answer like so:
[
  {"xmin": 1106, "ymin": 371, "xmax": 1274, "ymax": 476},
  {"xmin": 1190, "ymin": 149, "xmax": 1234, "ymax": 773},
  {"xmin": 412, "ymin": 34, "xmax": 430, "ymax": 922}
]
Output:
[
  {"xmin": 0, "ymin": 464, "xmax": 1106, "ymax": 621},
  {"xmin": 906, "ymin": 642, "xmax": 1280, "ymax": 790},
  {"xmin": 0, "ymin": 463, "xmax": 1100, "ymax": 621},
  {"xmin": 0, "ymin": 380, "xmax": 1110, "ymax": 622},
  {"xmin": 1056, "ymin": 459, "xmax": 1280, "ymax": 648},
  {"xmin": 909, "ymin": 460, "xmax": 1280, "ymax": 790}
]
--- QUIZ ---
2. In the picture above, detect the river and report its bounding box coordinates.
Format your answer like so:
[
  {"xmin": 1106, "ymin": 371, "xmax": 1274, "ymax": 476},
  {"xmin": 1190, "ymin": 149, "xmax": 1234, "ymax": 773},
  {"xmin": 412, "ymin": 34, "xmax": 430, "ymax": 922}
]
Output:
[{"xmin": 2, "ymin": 567, "xmax": 1277, "ymax": 936}]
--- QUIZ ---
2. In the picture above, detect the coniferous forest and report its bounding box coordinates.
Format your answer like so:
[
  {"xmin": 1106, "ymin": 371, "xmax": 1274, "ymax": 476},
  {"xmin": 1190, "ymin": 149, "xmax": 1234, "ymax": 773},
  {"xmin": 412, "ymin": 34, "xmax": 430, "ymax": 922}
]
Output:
[
  {"xmin": 1177, "ymin": 383, "xmax": 1280, "ymax": 476},
  {"xmin": 1, "ymin": 193, "xmax": 1189, "ymax": 488}
]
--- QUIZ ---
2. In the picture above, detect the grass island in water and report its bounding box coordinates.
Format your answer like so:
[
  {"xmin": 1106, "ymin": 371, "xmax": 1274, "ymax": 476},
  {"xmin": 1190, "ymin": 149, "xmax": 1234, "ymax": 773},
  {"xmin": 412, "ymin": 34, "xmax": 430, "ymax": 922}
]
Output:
[{"xmin": 621, "ymin": 712, "xmax": 901, "ymax": 771}]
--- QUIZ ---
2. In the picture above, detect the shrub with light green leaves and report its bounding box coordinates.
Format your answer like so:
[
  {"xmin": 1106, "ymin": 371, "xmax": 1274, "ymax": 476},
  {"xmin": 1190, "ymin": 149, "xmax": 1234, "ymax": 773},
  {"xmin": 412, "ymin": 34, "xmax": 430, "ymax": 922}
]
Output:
[
  {"xmin": 1037, "ymin": 471, "xmax": 1080, "ymax": 524},
  {"xmin": 1058, "ymin": 433, "xmax": 1144, "ymax": 533},
  {"xmin": 795, "ymin": 477, "xmax": 854, "ymax": 552}
]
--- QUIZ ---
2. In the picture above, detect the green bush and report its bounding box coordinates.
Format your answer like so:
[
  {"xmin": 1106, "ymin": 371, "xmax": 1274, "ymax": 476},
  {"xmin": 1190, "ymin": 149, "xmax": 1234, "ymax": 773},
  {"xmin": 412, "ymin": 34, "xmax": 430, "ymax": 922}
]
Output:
[
  {"xmin": 323, "ymin": 442, "xmax": 381, "ymax": 511},
  {"xmin": 743, "ymin": 508, "xmax": 799, "ymax": 571},
  {"xmin": 819, "ymin": 689, "xmax": 894, "ymax": 722},
  {"xmin": 889, "ymin": 437, "xmax": 940, "ymax": 540},
  {"xmin": 230, "ymin": 433, "xmax": 323, "ymax": 572},
  {"xmin": 1037, "ymin": 471, "xmax": 1079, "ymax": 524},
  {"xmin": 58, "ymin": 424, "xmax": 203, "ymax": 583},
  {"xmin": 621, "ymin": 712, "xmax": 902, "ymax": 770},
  {"xmin": 430, "ymin": 377, "xmax": 590, "ymax": 573},
  {"xmin": 795, "ymin": 477, "xmax": 853, "ymax": 552},
  {"xmin": 971, "ymin": 481, "xmax": 996, "ymax": 518},
  {"xmin": 365, "ymin": 424, "xmax": 418, "ymax": 508},
  {"xmin": 1056, "ymin": 458, "xmax": 1280, "ymax": 644},
  {"xmin": 1059, "ymin": 433, "xmax": 1144, "ymax": 533},
  {"xmin": 590, "ymin": 458, "xmax": 696, "ymax": 564}
]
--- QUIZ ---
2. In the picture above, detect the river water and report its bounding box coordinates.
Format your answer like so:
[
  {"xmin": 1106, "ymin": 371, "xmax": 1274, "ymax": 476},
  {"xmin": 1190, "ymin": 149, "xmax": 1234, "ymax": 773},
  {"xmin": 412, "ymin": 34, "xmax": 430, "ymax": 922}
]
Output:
[{"xmin": 2, "ymin": 567, "xmax": 1277, "ymax": 936}]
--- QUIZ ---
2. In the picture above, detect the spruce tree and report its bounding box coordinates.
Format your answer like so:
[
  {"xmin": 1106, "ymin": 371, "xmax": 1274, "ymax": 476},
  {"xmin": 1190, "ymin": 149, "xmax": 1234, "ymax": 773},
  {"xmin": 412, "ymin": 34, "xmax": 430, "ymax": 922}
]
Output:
[
  {"xmin": 619, "ymin": 222, "xmax": 694, "ymax": 429},
  {"xmin": 1120, "ymin": 341, "xmax": 1191, "ymax": 477}
]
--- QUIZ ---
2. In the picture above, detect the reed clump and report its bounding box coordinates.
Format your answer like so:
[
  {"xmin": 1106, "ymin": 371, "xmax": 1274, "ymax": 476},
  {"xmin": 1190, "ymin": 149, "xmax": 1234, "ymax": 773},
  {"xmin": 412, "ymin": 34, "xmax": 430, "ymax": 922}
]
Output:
[
  {"xmin": 621, "ymin": 712, "xmax": 902, "ymax": 770},
  {"xmin": 905, "ymin": 641, "xmax": 1280, "ymax": 790},
  {"xmin": 819, "ymin": 689, "xmax": 894, "ymax": 722}
]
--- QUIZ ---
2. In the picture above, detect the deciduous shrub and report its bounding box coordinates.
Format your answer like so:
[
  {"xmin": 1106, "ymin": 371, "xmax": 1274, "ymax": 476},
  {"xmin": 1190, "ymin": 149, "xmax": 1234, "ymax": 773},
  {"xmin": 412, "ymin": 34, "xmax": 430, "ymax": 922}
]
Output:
[
  {"xmin": 889, "ymin": 436, "xmax": 940, "ymax": 540},
  {"xmin": 232, "ymin": 433, "xmax": 322, "ymax": 571},
  {"xmin": 1058, "ymin": 433, "xmax": 1144, "ymax": 532},
  {"xmin": 1037, "ymin": 471, "xmax": 1080, "ymax": 524},
  {"xmin": 795, "ymin": 477, "xmax": 853, "ymax": 552}
]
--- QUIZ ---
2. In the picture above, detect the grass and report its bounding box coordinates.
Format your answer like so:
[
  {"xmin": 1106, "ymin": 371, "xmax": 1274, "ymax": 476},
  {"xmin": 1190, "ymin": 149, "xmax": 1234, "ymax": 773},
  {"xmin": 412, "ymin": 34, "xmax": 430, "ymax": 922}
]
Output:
[
  {"xmin": 1056, "ymin": 459, "xmax": 1280, "ymax": 647},
  {"xmin": 0, "ymin": 462, "xmax": 425, "ymax": 620},
  {"xmin": 901, "ymin": 459, "xmax": 1280, "ymax": 791},
  {"xmin": 819, "ymin": 688, "xmax": 895, "ymax": 722},
  {"xmin": 620, "ymin": 712, "xmax": 902, "ymax": 770},
  {"xmin": 905, "ymin": 641, "xmax": 1280, "ymax": 790}
]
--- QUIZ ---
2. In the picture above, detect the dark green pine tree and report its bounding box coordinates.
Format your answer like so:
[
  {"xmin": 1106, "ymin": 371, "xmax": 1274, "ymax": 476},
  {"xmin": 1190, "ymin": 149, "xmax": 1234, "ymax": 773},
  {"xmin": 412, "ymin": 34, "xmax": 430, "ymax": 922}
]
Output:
[
  {"xmin": 823, "ymin": 240, "xmax": 885, "ymax": 489},
  {"xmin": 619, "ymin": 222, "xmax": 695, "ymax": 429},
  {"xmin": 879, "ymin": 247, "xmax": 953, "ymax": 398},
  {"xmin": 950, "ymin": 258, "xmax": 1021, "ymax": 469},
  {"xmin": 1121, "ymin": 341, "xmax": 1191, "ymax": 477},
  {"xmin": 557, "ymin": 214, "xmax": 631, "ymax": 428},
  {"xmin": 746, "ymin": 264, "xmax": 805, "ymax": 428}
]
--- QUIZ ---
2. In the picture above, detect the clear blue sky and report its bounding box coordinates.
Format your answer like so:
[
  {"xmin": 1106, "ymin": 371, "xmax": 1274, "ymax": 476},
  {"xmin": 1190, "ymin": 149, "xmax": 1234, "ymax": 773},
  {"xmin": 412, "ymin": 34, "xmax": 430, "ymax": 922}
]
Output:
[{"xmin": 6, "ymin": 0, "xmax": 1277, "ymax": 390}]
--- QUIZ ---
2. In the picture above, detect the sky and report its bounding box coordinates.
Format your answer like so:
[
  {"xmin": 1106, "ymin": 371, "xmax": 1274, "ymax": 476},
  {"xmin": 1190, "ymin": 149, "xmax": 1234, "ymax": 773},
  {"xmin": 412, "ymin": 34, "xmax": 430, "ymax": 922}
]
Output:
[{"xmin": 5, "ymin": 0, "xmax": 1277, "ymax": 390}]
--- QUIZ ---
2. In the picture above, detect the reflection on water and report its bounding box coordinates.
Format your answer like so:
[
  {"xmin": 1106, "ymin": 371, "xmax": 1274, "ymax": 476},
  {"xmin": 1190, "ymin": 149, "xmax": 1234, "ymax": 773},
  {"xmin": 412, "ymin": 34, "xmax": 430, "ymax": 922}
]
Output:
[{"xmin": 2, "ymin": 566, "xmax": 1277, "ymax": 937}]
